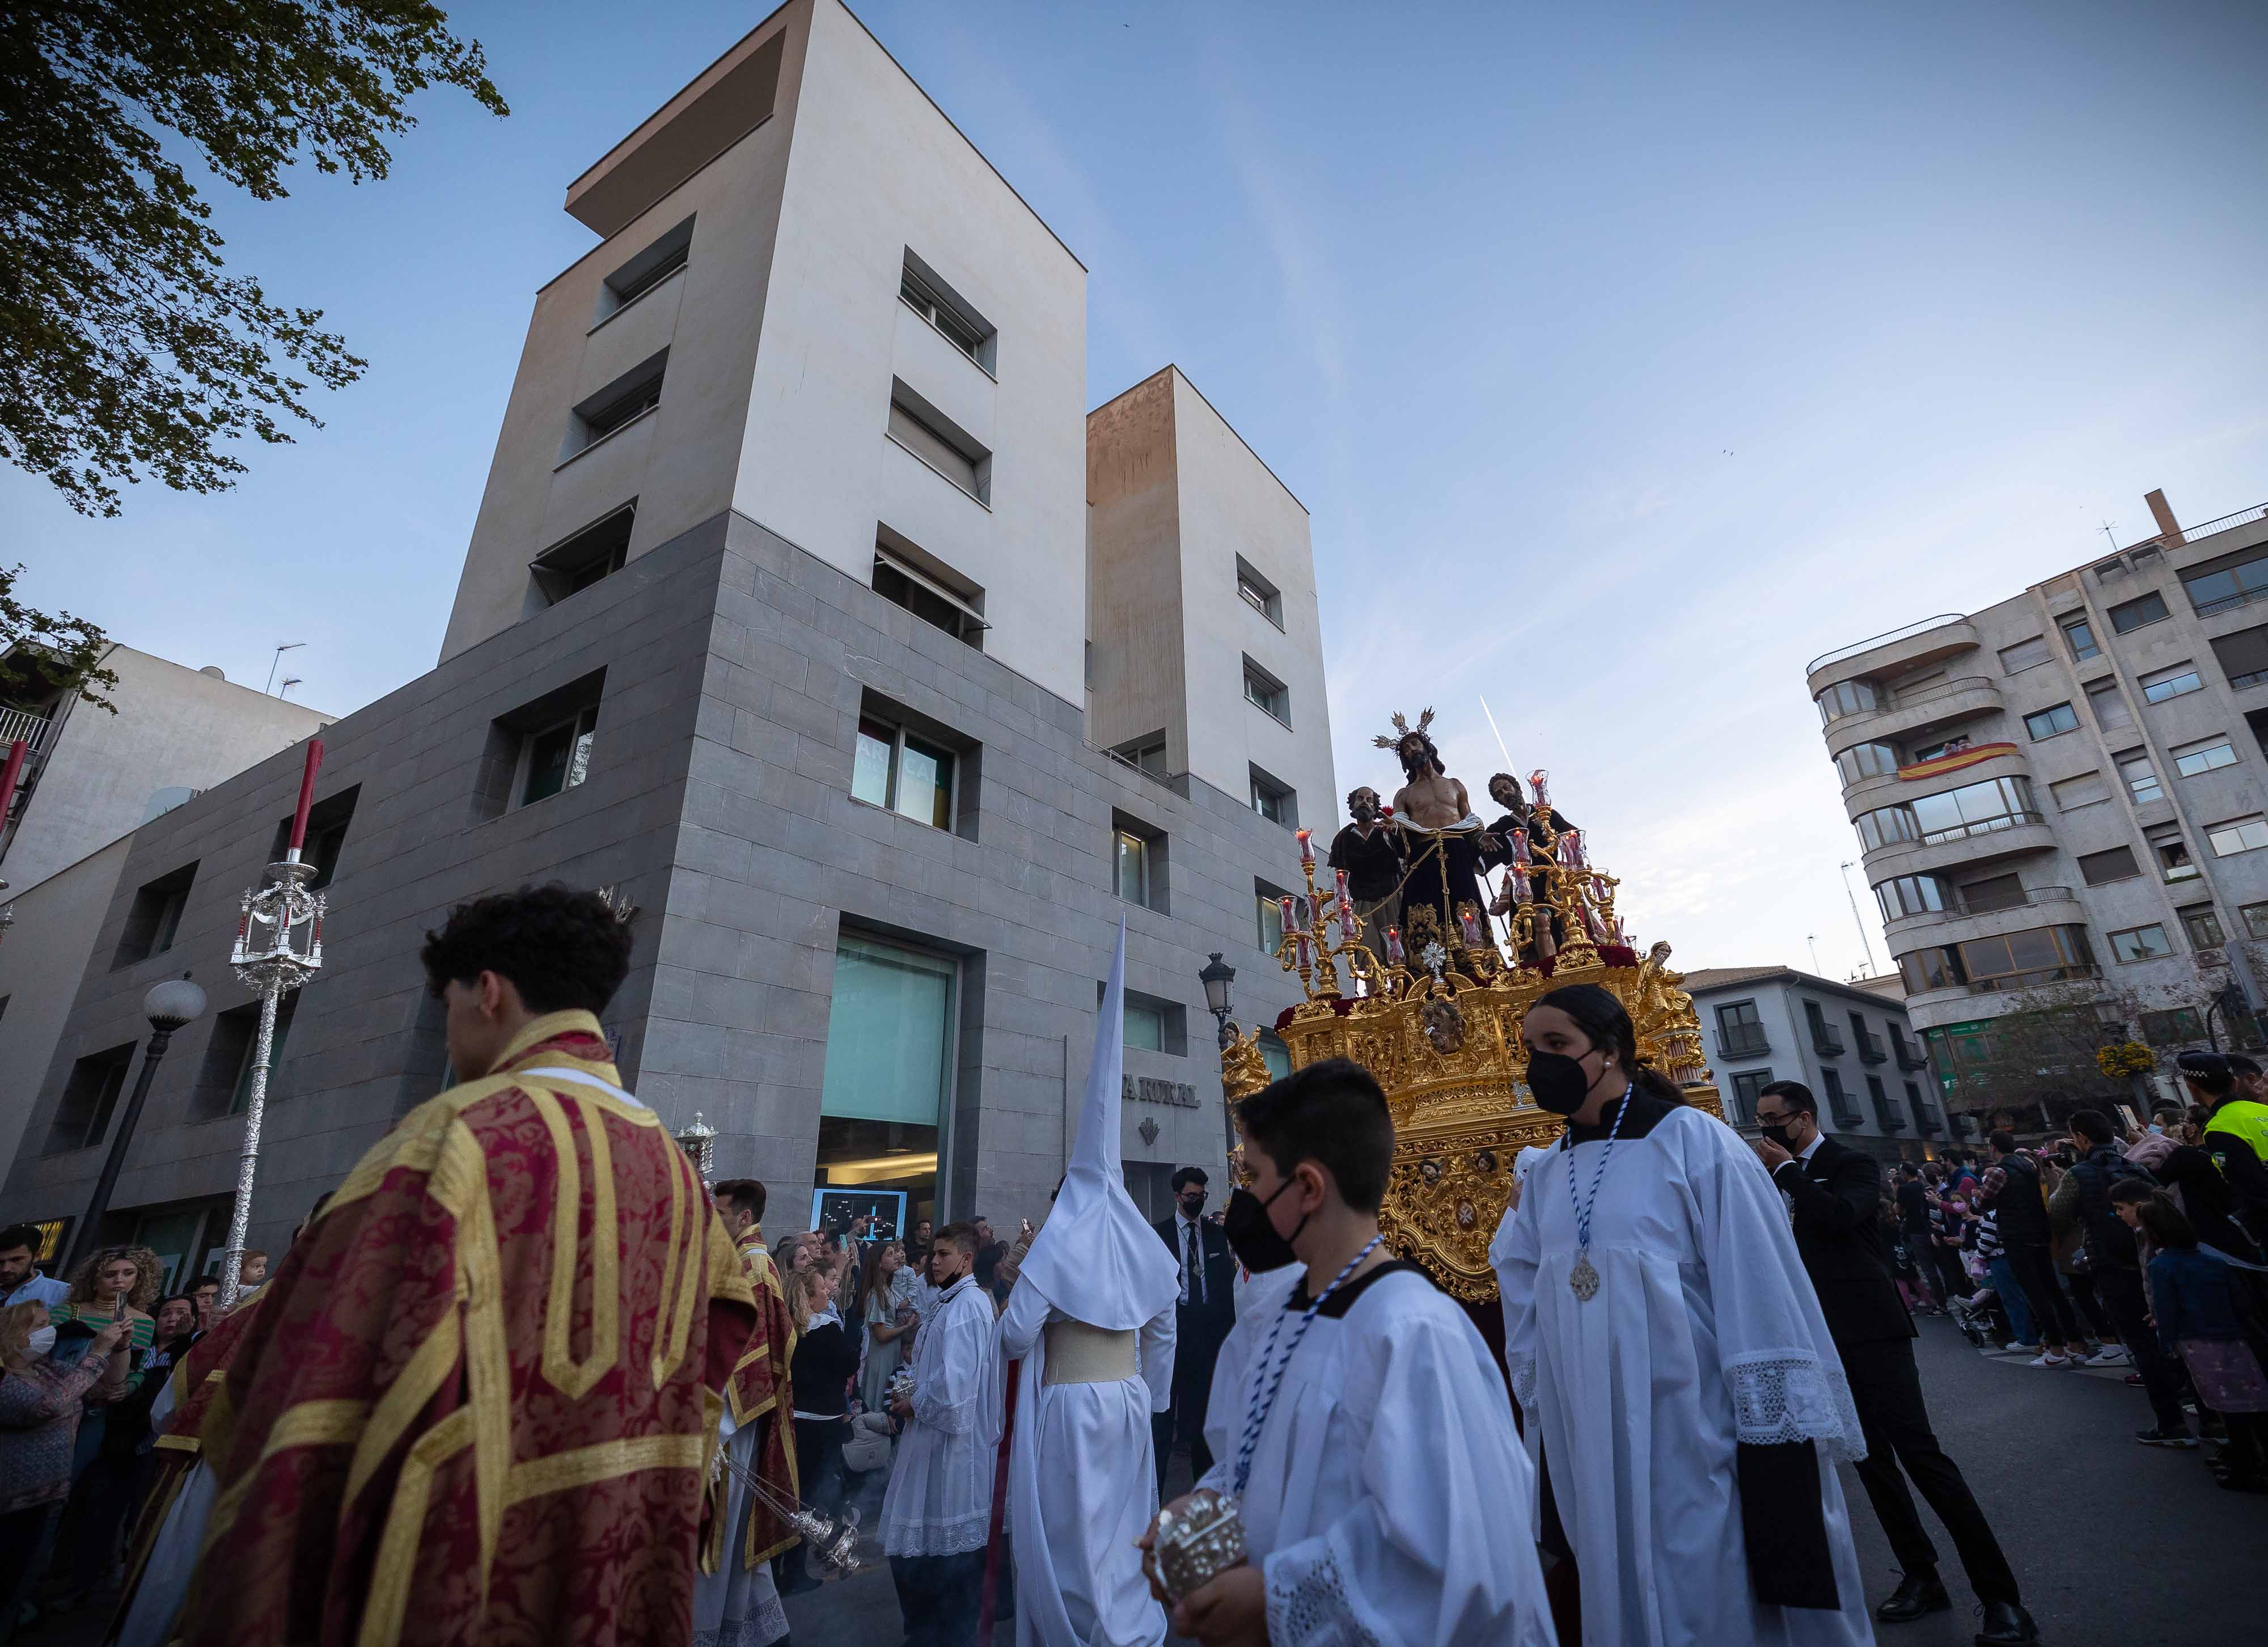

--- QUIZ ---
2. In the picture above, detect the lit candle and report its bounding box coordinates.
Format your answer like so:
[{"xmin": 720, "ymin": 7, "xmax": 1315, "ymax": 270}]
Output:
[
  {"xmin": 1279, "ymin": 896, "xmax": 1295, "ymax": 948},
  {"xmin": 1335, "ymin": 870, "xmax": 1356, "ymax": 940},
  {"xmin": 285, "ymin": 738, "xmax": 325, "ymax": 860},
  {"xmin": 1386, "ymin": 925, "xmax": 1404, "ymax": 966},
  {"xmin": 1296, "ymin": 827, "xmax": 1314, "ymax": 865},
  {"xmin": 1528, "ymin": 770, "xmax": 1549, "ymax": 807},
  {"xmin": 1459, "ymin": 906, "xmax": 1483, "ymax": 947}
]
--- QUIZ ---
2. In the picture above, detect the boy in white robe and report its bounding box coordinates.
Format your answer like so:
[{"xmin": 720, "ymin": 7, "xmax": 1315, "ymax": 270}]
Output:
[
  {"xmin": 1492, "ymin": 982, "xmax": 1875, "ymax": 1647},
  {"xmin": 880, "ymin": 1222, "xmax": 1001, "ymax": 1645},
  {"xmin": 1000, "ymin": 920, "xmax": 1181, "ymax": 1646},
  {"xmin": 1145, "ymin": 1056, "xmax": 1555, "ymax": 1647}
]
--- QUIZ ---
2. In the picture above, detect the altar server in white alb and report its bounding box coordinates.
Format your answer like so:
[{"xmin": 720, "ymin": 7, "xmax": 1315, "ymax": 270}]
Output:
[
  {"xmin": 1492, "ymin": 983, "xmax": 1875, "ymax": 1647},
  {"xmin": 1148, "ymin": 1057, "xmax": 1556, "ymax": 1647},
  {"xmin": 880, "ymin": 1219, "xmax": 1002, "ymax": 1645},
  {"xmin": 1000, "ymin": 921, "xmax": 1180, "ymax": 1646}
]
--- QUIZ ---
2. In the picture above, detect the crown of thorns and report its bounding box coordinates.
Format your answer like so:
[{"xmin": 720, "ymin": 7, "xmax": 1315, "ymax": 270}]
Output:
[{"xmin": 1371, "ymin": 707, "xmax": 1436, "ymax": 750}]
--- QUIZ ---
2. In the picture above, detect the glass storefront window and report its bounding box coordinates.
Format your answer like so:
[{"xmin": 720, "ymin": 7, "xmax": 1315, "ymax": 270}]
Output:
[{"xmin": 816, "ymin": 936, "xmax": 957, "ymax": 1235}]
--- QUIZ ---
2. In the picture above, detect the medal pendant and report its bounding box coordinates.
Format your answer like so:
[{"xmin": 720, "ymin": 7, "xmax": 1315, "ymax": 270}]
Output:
[{"xmin": 1568, "ymin": 1251, "xmax": 1600, "ymax": 1302}]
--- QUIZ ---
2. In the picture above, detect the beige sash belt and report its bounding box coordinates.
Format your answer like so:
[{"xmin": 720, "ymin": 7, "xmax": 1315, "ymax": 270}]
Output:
[{"xmin": 1042, "ymin": 1320, "xmax": 1139, "ymax": 1386}]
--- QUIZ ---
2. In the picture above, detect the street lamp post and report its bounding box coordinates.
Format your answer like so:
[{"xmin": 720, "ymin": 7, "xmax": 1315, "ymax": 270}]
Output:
[
  {"xmin": 1199, "ymin": 952, "xmax": 1238, "ymax": 1159},
  {"xmin": 219, "ymin": 740, "xmax": 326, "ymax": 1307},
  {"xmin": 66, "ymin": 977, "xmax": 207, "ymax": 1274}
]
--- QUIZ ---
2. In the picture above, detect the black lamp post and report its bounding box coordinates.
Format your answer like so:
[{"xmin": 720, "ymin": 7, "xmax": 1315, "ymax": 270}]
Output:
[
  {"xmin": 1199, "ymin": 951, "xmax": 1237, "ymax": 1049},
  {"xmin": 66, "ymin": 977, "xmax": 206, "ymax": 1274}
]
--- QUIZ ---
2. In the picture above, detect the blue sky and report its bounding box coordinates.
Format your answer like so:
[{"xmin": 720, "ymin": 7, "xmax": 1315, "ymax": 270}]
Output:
[{"xmin": 6, "ymin": 0, "xmax": 2265, "ymax": 978}]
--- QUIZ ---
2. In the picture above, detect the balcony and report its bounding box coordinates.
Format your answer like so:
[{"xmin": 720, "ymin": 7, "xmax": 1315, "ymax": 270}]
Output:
[
  {"xmin": 1881, "ymin": 882, "xmax": 2079, "ymax": 939},
  {"xmin": 1891, "ymin": 1036, "xmax": 1930, "ymax": 1071},
  {"xmin": 1966, "ymin": 962, "xmax": 2098, "ymax": 995},
  {"xmin": 1855, "ymin": 1027, "xmax": 1888, "ymax": 1063},
  {"xmin": 1720, "ymin": 1029, "xmax": 1770, "ymax": 1059},
  {"xmin": 1865, "ymin": 820, "xmax": 2059, "ymax": 879},
  {"xmin": 1827, "ymin": 676, "xmax": 2005, "ymax": 752},
  {"xmin": 1808, "ymin": 616, "xmax": 1979, "ymax": 698},
  {"xmin": 1919, "ymin": 1106, "xmax": 1945, "ymax": 1136},
  {"xmin": 1871, "ymin": 1095, "xmax": 1907, "ymax": 1131},
  {"xmin": 0, "ymin": 707, "xmax": 54, "ymax": 755},
  {"xmin": 1809, "ymin": 1023, "xmax": 1846, "ymax": 1057}
]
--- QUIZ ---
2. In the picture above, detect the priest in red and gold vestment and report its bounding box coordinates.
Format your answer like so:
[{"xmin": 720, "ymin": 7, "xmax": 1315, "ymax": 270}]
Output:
[{"xmin": 184, "ymin": 886, "xmax": 756, "ymax": 1647}]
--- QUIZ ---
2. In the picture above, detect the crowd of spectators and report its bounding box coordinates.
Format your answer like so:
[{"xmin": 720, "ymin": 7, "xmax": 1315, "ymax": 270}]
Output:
[{"xmin": 1903, "ymin": 1050, "xmax": 2268, "ymax": 1492}]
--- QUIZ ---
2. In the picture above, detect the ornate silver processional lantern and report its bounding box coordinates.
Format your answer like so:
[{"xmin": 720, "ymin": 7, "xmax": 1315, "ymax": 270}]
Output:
[
  {"xmin": 219, "ymin": 740, "xmax": 327, "ymax": 1307},
  {"xmin": 675, "ymin": 1112, "xmax": 717, "ymax": 1183}
]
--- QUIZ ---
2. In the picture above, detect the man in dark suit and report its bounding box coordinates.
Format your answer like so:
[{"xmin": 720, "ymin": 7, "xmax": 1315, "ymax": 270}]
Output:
[
  {"xmin": 1150, "ymin": 1165, "xmax": 1235, "ymax": 1493},
  {"xmin": 1753, "ymin": 1081, "xmax": 2037, "ymax": 1646}
]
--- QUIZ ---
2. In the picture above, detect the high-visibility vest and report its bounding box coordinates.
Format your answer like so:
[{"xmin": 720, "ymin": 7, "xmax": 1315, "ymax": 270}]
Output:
[{"xmin": 2205, "ymin": 1098, "xmax": 2268, "ymax": 1167}]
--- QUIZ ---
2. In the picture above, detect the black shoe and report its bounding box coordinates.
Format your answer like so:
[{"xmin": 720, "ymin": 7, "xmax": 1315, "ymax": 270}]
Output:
[
  {"xmin": 1976, "ymin": 1599, "xmax": 2039, "ymax": 1644},
  {"xmin": 2134, "ymin": 1426, "xmax": 2198, "ymax": 1447},
  {"xmin": 1877, "ymin": 1572, "xmax": 1952, "ymax": 1623}
]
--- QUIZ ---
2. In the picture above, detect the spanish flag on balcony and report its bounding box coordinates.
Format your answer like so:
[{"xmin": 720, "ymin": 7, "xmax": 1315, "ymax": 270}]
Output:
[{"xmin": 1896, "ymin": 741, "xmax": 2017, "ymax": 782}]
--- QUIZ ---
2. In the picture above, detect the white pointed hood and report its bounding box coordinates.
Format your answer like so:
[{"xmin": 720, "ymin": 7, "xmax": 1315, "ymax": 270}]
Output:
[{"xmin": 1013, "ymin": 920, "xmax": 1182, "ymax": 1331}]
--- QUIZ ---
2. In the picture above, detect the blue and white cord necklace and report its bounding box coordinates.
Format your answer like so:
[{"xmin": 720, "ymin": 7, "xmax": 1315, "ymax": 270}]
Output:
[
  {"xmin": 1565, "ymin": 1082, "xmax": 1634, "ymax": 1302},
  {"xmin": 1231, "ymin": 1233, "xmax": 1384, "ymax": 1498}
]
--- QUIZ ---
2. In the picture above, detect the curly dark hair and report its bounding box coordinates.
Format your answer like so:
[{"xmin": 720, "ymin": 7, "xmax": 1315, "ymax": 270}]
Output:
[{"xmin": 420, "ymin": 884, "xmax": 635, "ymax": 1015}]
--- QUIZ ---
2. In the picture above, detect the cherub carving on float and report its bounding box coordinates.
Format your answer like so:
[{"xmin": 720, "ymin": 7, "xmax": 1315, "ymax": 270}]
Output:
[{"xmin": 1373, "ymin": 708, "xmax": 1495, "ymax": 957}]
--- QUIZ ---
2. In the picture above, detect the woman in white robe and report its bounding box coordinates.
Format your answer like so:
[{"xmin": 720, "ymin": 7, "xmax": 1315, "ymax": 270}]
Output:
[{"xmin": 1492, "ymin": 983, "xmax": 1874, "ymax": 1647}]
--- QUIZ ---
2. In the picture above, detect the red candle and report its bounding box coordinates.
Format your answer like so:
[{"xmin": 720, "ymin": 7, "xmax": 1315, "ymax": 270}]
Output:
[
  {"xmin": 1386, "ymin": 925, "xmax": 1404, "ymax": 966},
  {"xmin": 1279, "ymin": 896, "xmax": 1294, "ymax": 947},
  {"xmin": 286, "ymin": 739, "xmax": 324, "ymax": 858},
  {"xmin": 1296, "ymin": 827, "xmax": 1314, "ymax": 865},
  {"xmin": 0, "ymin": 740, "xmax": 25, "ymax": 822}
]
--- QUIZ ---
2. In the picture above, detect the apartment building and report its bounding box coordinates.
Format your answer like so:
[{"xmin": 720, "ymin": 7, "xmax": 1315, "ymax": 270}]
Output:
[
  {"xmin": 1806, "ymin": 489, "xmax": 2268, "ymax": 1118},
  {"xmin": 1684, "ymin": 966, "xmax": 1948, "ymax": 1162},
  {"xmin": 0, "ymin": 0, "xmax": 1332, "ymax": 1268}
]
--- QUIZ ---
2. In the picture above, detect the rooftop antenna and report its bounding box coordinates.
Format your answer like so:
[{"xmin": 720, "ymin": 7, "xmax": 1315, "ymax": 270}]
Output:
[
  {"xmin": 265, "ymin": 643, "xmax": 305, "ymax": 696},
  {"xmin": 2099, "ymin": 520, "xmax": 2121, "ymax": 555},
  {"xmin": 279, "ymin": 677, "xmax": 303, "ymax": 700},
  {"xmin": 1838, "ymin": 861, "xmax": 1880, "ymax": 973},
  {"xmin": 1806, "ymin": 934, "xmax": 1822, "ymax": 974}
]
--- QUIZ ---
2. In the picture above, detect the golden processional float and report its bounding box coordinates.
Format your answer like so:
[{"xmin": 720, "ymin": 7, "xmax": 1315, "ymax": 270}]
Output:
[{"xmin": 1217, "ymin": 760, "xmax": 1721, "ymax": 1306}]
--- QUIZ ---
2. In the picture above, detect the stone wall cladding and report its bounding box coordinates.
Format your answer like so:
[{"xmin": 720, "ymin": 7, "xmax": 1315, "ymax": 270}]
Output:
[{"xmin": 3, "ymin": 510, "xmax": 1314, "ymax": 1249}]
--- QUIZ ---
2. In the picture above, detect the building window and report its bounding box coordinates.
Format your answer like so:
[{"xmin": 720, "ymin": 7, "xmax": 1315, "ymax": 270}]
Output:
[
  {"xmin": 873, "ymin": 540, "xmax": 987, "ymax": 648},
  {"xmin": 1111, "ymin": 734, "xmax": 1169, "ymax": 781},
  {"xmin": 1814, "ymin": 679, "xmax": 1880, "ymax": 724},
  {"xmin": 1873, "ymin": 874, "xmax": 1951, "ymax": 922},
  {"xmin": 1805, "ymin": 1000, "xmax": 1845, "ymax": 1055},
  {"xmin": 2024, "ymin": 702, "xmax": 2079, "ymax": 740},
  {"xmin": 521, "ymin": 705, "xmax": 599, "ymax": 808},
  {"xmin": 563, "ymin": 351, "xmax": 666, "ymax": 460},
  {"xmin": 2208, "ymin": 816, "xmax": 2268, "ymax": 857},
  {"xmin": 2139, "ymin": 663, "xmax": 2203, "ymax": 704},
  {"xmin": 1897, "ymin": 944, "xmax": 1966, "ymax": 994},
  {"xmin": 2180, "ymin": 906, "xmax": 2225, "ymax": 951},
  {"xmin": 2243, "ymin": 902, "xmax": 2268, "ymax": 941},
  {"xmin": 112, "ymin": 863, "xmax": 196, "ymax": 969},
  {"xmin": 2109, "ymin": 924, "xmax": 2174, "ymax": 964},
  {"xmin": 1998, "ymin": 636, "xmax": 2050, "ymax": 674},
  {"xmin": 2148, "ymin": 823, "xmax": 2199, "ymax": 882},
  {"xmin": 1821, "ymin": 1067, "xmax": 1860, "ymax": 1125},
  {"xmin": 1905, "ymin": 775, "xmax": 2041, "ymax": 844},
  {"xmin": 2108, "ymin": 590, "xmax": 2170, "ymax": 634},
  {"xmin": 1851, "ymin": 1012, "xmax": 1888, "ymax": 1062},
  {"xmin": 1235, "ymin": 556, "xmax": 1284, "ymax": 628},
  {"xmin": 1258, "ymin": 1032, "xmax": 1292, "ymax": 1081},
  {"xmin": 2060, "ymin": 615, "xmax": 2101, "ymax": 661},
  {"xmin": 1116, "ymin": 987, "xmax": 1188, "ymax": 1057},
  {"xmin": 1953, "ymin": 924, "xmax": 2095, "ymax": 990},
  {"xmin": 2050, "ymin": 771, "xmax": 2110, "ymax": 811},
  {"xmin": 886, "ymin": 380, "xmax": 992, "ymax": 505},
  {"xmin": 2141, "ymin": 1007, "xmax": 2207, "ymax": 1046},
  {"xmin": 596, "ymin": 217, "xmax": 692, "ymax": 321},
  {"xmin": 1727, "ymin": 1069, "xmax": 1771, "ymax": 1125},
  {"xmin": 2076, "ymin": 846, "xmax": 2141, "ymax": 886},
  {"xmin": 1250, "ymin": 766, "xmax": 1296, "ymax": 829},
  {"xmin": 195, "ymin": 995, "xmax": 302, "ymax": 1120},
  {"xmin": 854, "ymin": 716, "xmax": 959, "ymax": 831},
  {"xmin": 1867, "ymin": 1074, "xmax": 1903, "ymax": 1130},
  {"xmin": 267, "ymin": 786, "xmax": 358, "ymax": 892},
  {"xmin": 1114, "ymin": 829, "xmax": 1151, "ymax": 906},
  {"xmin": 1256, "ymin": 880, "xmax": 1292, "ymax": 955},
  {"xmin": 44, "ymin": 1044, "xmax": 136, "ymax": 1153},
  {"xmin": 1905, "ymin": 1080, "xmax": 1939, "ymax": 1134},
  {"xmin": 2088, "ymin": 680, "xmax": 2134, "ymax": 730},
  {"xmin": 531, "ymin": 505, "xmax": 635, "ymax": 605},
  {"xmin": 1958, "ymin": 872, "xmax": 2028, "ymax": 913},
  {"xmin": 1242, "ymin": 658, "xmax": 1290, "ymax": 725},
  {"xmin": 899, "ymin": 252, "xmax": 995, "ymax": 369},
  {"xmin": 1854, "ymin": 805, "xmax": 1922, "ymax": 852},
  {"xmin": 2182, "ymin": 547, "xmax": 2268, "ymax": 619},
  {"xmin": 2209, "ymin": 623, "xmax": 2268, "ymax": 691},
  {"xmin": 1835, "ymin": 742, "xmax": 1901, "ymax": 784},
  {"xmin": 816, "ymin": 935, "xmax": 957, "ymax": 1238},
  {"xmin": 1716, "ymin": 1000, "xmax": 1768, "ymax": 1058},
  {"xmin": 2117, "ymin": 753, "xmax": 2163, "ymax": 804},
  {"xmin": 2173, "ymin": 737, "xmax": 2238, "ymax": 777}
]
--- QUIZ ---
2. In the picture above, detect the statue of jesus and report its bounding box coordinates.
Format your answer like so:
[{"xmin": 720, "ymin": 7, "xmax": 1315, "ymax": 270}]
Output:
[{"xmin": 1373, "ymin": 709, "xmax": 1491, "ymax": 950}]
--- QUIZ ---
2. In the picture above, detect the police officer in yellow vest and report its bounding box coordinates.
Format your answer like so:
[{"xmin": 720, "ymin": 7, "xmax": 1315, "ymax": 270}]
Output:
[{"xmin": 2177, "ymin": 1051, "xmax": 2268, "ymax": 1251}]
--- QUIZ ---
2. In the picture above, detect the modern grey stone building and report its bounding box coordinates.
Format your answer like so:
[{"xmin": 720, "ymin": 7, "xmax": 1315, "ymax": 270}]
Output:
[
  {"xmin": 0, "ymin": 0, "xmax": 1332, "ymax": 1279},
  {"xmin": 1682, "ymin": 966, "xmax": 1949, "ymax": 1163},
  {"xmin": 1806, "ymin": 488, "xmax": 2268, "ymax": 1122}
]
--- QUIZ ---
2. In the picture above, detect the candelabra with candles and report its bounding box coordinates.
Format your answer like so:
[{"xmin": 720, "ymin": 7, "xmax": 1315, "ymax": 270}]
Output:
[
  {"xmin": 220, "ymin": 740, "xmax": 327, "ymax": 1307},
  {"xmin": 1272, "ymin": 827, "xmax": 1391, "ymax": 1001}
]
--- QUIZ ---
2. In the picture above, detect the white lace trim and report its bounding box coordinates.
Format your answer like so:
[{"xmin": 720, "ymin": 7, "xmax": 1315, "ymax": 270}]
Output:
[
  {"xmin": 1507, "ymin": 1352, "xmax": 1538, "ymax": 1413},
  {"xmin": 1264, "ymin": 1531, "xmax": 1382, "ymax": 1647},
  {"xmin": 1725, "ymin": 1351, "xmax": 1866, "ymax": 1463},
  {"xmin": 881, "ymin": 1508, "xmax": 991, "ymax": 1558},
  {"xmin": 691, "ymin": 1595, "xmax": 788, "ymax": 1647}
]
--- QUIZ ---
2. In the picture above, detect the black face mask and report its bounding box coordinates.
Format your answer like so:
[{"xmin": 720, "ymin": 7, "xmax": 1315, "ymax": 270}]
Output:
[
  {"xmin": 1525, "ymin": 1045, "xmax": 1603, "ymax": 1116},
  {"xmin": 1222, "ymin": 1180, "xmax": 1304, "ymax": 1273},
  {"xmin": 1758, "ymin": 1121, "xmax": 1795, "ymax": 1151}
]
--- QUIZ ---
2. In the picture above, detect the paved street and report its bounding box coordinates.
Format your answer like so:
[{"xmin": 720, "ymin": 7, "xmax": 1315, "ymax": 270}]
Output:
[{"xmin": 25, "ymin": 1317, "xmax": 2256, "ymax": 1646}]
